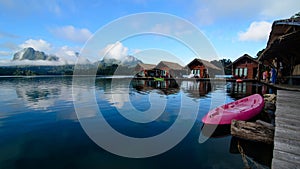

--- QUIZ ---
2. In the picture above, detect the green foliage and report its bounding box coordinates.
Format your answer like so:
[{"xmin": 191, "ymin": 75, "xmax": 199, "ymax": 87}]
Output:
[
  {"xmin": 0, "ymin": 64, "xmax": 135, "ymax": 76},
  {"xmin": 256, "ymin": 49, "xmax": 265, "ymax": 58},
  {"xmin": 210, "ymin": 59, "xmax": 232, "ymax": 75},
  {"xmin": 291, "ymin": 12, "xmax": 300, "ymax": 19}
]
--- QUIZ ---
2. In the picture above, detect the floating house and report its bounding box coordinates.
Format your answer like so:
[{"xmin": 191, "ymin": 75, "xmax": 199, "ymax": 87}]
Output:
[
  {"xmin": 134, "ymin": 63, "xmax": 156, "ymax": 77},
  {"xmin": 155, "ymin": 61, "xmax": 184, "ymax": 78},
  {"xmin": 258, "ymin": 17, "xmax": 300, "ymax": 84},
  {"xmin": 186, "ymin": 58, "xmax": 222, "ymax": 78},
  {"xmin": 227, "ymin": 54, "xmax": 259, "ymax": 79}
]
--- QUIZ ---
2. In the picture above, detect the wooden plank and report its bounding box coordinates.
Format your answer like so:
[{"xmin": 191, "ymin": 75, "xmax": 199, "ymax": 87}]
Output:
[
  {"xmin": 274, "ymin": 136, "xmax": 300, "ymax": 156},
  {"xmin": 273, "ymin": 150, "xmax": 300, "ymax": 165},
  {"xmin": 277, "ymin": 89, "xmax": 300, "ymax": 95},
  {"xmin": 274, "ymin": 126, "xmax": 300, "ymax": 143},
  {"xmin": 277, "ymin": 93, "xmax": 300, "ymax": 99},
  {"xmin": 272, "ymin": 158, "xmax": 300, "ymax": 169},
  {"xmin": 272, "ymin": 90, "xmax": 300, "ymax": 169},
  {"xmin": 276, "ymin": 103, "xmax": 300, "ymax": 112},
  {"xmin": 275, "ymin": 112, "xmax": 300, "ymax": 122},
  {"xmin": 276, "ymin": 117, "xmax": 300, "ymax": 131}
]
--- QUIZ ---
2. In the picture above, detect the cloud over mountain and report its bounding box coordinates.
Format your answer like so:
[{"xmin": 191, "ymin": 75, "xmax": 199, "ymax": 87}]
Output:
[
  {"xmin": 99, "ymin": 41, "xmax": 142, "ymax": 67},
  {"xmin": 19, "ymin": 39, "xmax": 52, "ymax": 52},
  {"xmin": 50, "ymin": 25, "xmax": 92, "ymax": 43}
]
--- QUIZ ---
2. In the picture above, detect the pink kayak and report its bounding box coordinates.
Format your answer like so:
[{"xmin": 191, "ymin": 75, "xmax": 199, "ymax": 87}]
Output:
[{"xmin": 202, "ymin": 94, "xmax": 264, "ymax": 125}]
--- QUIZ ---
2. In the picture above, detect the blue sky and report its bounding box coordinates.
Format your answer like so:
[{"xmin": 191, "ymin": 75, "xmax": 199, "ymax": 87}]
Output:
[{"xmin": 0, "ymin": 0, "xmax": 299, "ymax": 65}]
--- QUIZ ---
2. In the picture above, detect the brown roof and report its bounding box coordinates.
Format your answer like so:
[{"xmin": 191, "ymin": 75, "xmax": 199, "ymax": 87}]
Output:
[
  {"xmin": 156, "ymin": 61, "xmax": 183, "ymax": 70},
  {"xmin": 227, "ymin": 54, "xmax": 258, "ymax": 67},
  {"xmin": 266, "ymin": 18, "xmax": 300, "ymax": 48},
  {"xmin": 187, "ymin": 58, "xmax": 221, "ymax": 70},
  {"xmin": 136, "ymin": 63, "xmax": 156, "ymax": 70},
  {"xmin": 258, "ymin": 17, "xmax": 300, "ymax": 64}
]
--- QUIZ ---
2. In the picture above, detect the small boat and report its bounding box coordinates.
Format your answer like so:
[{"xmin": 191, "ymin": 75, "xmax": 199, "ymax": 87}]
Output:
[
  {"xmin": 202, "ymin": 94, "xmax": 264, "ymax": 125},
  {"xmin": 236, "ymin": 79, "xmax": 243, "ymax": 83},
  {"xmin": 153, "ymin": 77, "xmax": 164, "ymax": 81}
]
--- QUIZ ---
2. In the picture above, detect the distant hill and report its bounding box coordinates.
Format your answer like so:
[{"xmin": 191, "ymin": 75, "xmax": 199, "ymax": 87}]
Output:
[
  {"xmin": 100, "ymin": 55, "xmax": 143, "ymax": 67},
  {"xmin": 13, "ymin": 47, "xmax": 59, "ymax": 61},
  {"xmin": 0, "ymin": 48, "xmax": 142, "ymax": 76}
]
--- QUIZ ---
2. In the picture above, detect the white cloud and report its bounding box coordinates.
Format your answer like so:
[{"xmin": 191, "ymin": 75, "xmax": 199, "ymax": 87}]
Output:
[
  {"xmin": 19, "ymin": 39, "xmax": 52, "ymax": 52},
  {"xmin": 194, "ymin": 0, "xmax": 300, "ymax": 25},
  {"xmin": 0, "ymin": 31, "xmax": 18, "ymax": 38},
  {"xmin": 238, "ymin": 21, "xmax": 272, "ymax": 42},
  {"xmin": 50, "ymin": 25, "xmax": 92, "ymax": 43},
  {"xmin": 53, "ymin": 46, "xmax": 90, "ymax": 65},
  {"xmin": 0, "ymin": 51, "xmax": 12, "ymax": 57},
  {"xmin": 99, "ymin": 41, "xmax": 129, "ymax": 60},
  {"xmin": 0, "ymin": 59, "xmax": 67, "ymax": 66},
  {"xmin": 0, "ymin": 0, "xmax": 75, "ymax": 17},
  {"xmin": 259, "ymin": 0, "xmax": 300, "ymax": 18},
  {"xmin": 149, "ymin": 22, "xmax": 193, "ymax": 37}
]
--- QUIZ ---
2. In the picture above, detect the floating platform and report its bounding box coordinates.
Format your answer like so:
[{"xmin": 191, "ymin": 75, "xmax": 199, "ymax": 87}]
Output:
[{"xmin": 272, "ymin": 90, "xmax": 300, "ymax": 169}]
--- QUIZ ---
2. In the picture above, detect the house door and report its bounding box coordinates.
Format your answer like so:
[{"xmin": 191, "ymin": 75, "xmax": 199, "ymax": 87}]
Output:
[{"xmin": 253, "ymin": 68, "xmax": 258, "ymax": 79}]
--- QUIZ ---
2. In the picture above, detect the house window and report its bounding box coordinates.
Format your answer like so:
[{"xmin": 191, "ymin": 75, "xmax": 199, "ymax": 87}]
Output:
[
  {"xmin": 235, "ymin": 68, "xmax": 239, "ymax": 75},
  {"xmin": 192, "ymin": 69, "xmax": 200, "ymax": 75},
  {"xmin": 243, "ymin": 68, "xmax": 248, "ymax": 77}
]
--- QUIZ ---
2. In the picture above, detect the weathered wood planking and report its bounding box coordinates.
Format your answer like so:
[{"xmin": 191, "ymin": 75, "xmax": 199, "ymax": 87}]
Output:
[
  {"xmin": 231, "ymin": 120, "xmax": 274, "ymax": 144},
  {"xmin": 272, "ymin": 90, "xmax": 300, "ymax": 169}
]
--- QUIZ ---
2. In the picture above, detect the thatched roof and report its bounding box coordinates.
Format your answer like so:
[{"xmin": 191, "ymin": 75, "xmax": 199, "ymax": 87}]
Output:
[
  {"xmin": 187, "ymin": 58, "xmax": 221, "ymax": 70},
  {"xmin": 258, "ymin": 17, "xmax": 300, "ymax": 66},
  {"xmin": 265, "ymin": 18, "xmax": 300, "ymax": 48},
  {"xmin": 136, "ymin": 63, "xmax": 156, "ymax": 70},
  {"xmin": 156, "ymin": 61, "xmax": 183, "ymax": 70}
]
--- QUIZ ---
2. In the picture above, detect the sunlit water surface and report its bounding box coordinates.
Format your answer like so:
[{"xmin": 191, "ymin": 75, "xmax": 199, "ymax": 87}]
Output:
[{"xmin": 0, "ymin": 77, "xmax": 274, "ymax": 169}]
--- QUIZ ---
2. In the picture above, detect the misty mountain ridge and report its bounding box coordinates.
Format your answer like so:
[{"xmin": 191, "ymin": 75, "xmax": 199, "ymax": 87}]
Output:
[
  {"xmin": 11, "ymin": 47, "xmax": 142, "ymax": 67},
  {"xmin": 100, "ymin": 55, "xmax": 143, "ymax": 67},
  {"xmin": 13, "ymin": 47, "xmax": 59, "ymax": 61}
]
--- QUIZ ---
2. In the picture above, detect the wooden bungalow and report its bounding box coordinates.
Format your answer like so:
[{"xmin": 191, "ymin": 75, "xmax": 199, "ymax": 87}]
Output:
[
  {"xmin": 186, "ymin": 58, "xmax": 222, "ymax": 78},
  {"xmin": 258, "ymin": 17, "xmax": 300, "ymax": 84},
  {"xmin": 134, "ymin": 63, "xmax": 156, "ymax": 77},
  {"xmin": 227, "ymin": 54, "xmax": 259, "ymax": 79},
  {"xmin": 155, "ymin": 61, "xmax": 184, "ymax": 78}
]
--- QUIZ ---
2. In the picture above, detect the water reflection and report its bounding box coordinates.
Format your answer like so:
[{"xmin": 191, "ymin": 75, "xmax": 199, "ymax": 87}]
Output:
[
  {"xmin": 201, "ymin": 124, "xmax": 231, "ymax": 138},
  {"xmin": 181, "ymin": 80, "xmax": 212, "ymax": 98},
  {"xmin": 227, "ymin": 81, "xmax": 275, "ymax": 100},
  {"xmin": 0, "ymin": 77, "xmax": 276, "ymax": 169},
  {"xmin": 131, "ymin": 79, "xmax": 180, "ymax": 95},
  {"xmin": 229, "ymin": 136, "xmax": 273, "ymax": 167},
  {"xmin": 0, "ymin": 77, "xmax": 78, "ymax": 123}
]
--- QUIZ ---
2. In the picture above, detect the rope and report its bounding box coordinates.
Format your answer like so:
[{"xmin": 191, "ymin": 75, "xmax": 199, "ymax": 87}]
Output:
[
  {"xmin": 237, "ymin": 141, "xmax": 251, "ymax": 169},
  {"xmin": 237, "ymin": 141, "xmax": 270, "ymax": 169}
]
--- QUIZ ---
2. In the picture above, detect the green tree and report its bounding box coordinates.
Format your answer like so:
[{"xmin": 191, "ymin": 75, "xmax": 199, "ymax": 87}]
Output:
[
  {"xmin": 291, "ymin": 12, "xmax": 300, "ymax": 19},
  {"xmin": 256, "ymin": 49, "xmax": 265, "ymax": 58}
]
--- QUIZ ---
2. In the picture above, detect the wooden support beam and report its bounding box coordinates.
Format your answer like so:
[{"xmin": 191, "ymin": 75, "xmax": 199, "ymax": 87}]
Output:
[{"xmin": 231, "ymin": 120, "xmax": 274, "ymax": 144}]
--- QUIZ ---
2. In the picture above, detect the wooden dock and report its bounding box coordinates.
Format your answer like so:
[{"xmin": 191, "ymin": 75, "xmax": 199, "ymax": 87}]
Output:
[{"xmin": 272, "ymin": 90, "xmax": 300, "ymax": 169}]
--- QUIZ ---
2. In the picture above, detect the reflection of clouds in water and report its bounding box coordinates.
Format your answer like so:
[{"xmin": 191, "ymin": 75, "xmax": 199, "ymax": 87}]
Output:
[
  {"xmin": 102, "ymin": 82, "xmax": 168, "ymax": 123},
  {"xmin": 111, "ymin": 90, "xmax": 129, "ymax": 109},
  {"xmin": 13, "ymin": 78, "xmax": 73, "ymax": 110},
  {"xmin": 15, "ymin": 85, "xmax": 58, "ymax": 110},
  {"xmin": 73, "ymin": 79, "xmax": 99, "ymax": 119}
]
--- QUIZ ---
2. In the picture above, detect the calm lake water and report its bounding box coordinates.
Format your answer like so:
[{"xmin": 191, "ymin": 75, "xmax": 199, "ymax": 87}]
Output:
[{"xmin": 0, "ymin": 77, "xmax": 274, "ymax": 169}]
